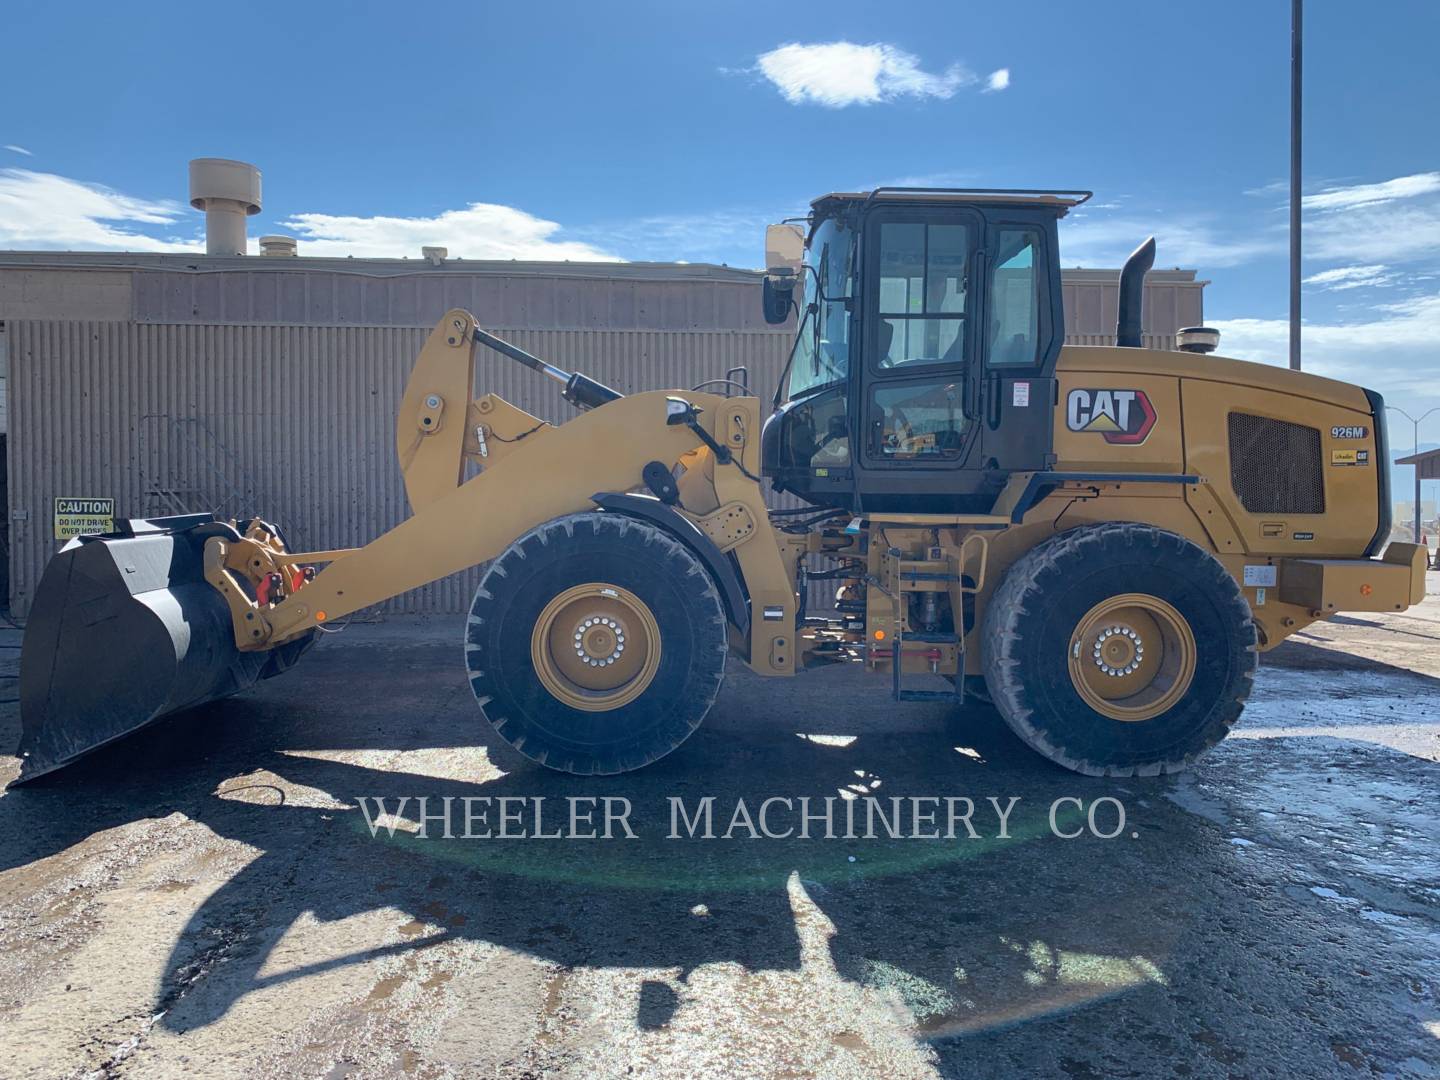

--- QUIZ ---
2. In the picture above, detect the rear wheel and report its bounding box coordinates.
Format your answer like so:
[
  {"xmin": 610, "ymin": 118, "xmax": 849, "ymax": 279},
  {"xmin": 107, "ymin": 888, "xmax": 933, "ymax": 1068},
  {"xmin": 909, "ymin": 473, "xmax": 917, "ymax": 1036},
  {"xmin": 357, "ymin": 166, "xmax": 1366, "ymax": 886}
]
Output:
[
  {"xmin": 981, "ymin": 523, "xmax": 1257, "ymax": 777},
  {"xmin": 465, "ymin": 512, "xmax": 727, "ymax": 774}
]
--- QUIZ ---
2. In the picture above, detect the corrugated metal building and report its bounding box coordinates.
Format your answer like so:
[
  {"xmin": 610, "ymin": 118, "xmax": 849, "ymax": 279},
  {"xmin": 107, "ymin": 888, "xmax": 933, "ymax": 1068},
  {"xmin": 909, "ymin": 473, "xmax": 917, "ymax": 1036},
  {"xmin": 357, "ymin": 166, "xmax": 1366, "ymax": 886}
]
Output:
[{"xmin": 0, "ymin": 253, "xmax": 1204, "ymax": 617}]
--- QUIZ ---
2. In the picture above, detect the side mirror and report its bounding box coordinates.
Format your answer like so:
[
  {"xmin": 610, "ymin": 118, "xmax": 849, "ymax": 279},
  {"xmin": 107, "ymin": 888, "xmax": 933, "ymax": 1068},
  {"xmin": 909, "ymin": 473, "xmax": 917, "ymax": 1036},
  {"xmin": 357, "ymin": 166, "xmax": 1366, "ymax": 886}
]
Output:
[
  {"xmin": 761, "ymin": 222, "xmax": 805, "ymax": 325},
  {"xmin": 765, "ymin": 223, "xmax": 805, "ymax": 275},
  {"xmin": 761, "ymin": 275, "xmax": 795, "ymax": 324}
]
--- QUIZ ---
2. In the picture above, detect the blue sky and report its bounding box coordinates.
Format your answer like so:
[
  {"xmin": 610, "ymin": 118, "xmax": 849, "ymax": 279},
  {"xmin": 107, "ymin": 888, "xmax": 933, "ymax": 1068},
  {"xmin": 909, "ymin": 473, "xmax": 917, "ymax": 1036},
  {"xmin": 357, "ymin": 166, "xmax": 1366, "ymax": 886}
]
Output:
[{"xmin": 2, "ymin": 0, "xmax": 1439, "ymax": 465}]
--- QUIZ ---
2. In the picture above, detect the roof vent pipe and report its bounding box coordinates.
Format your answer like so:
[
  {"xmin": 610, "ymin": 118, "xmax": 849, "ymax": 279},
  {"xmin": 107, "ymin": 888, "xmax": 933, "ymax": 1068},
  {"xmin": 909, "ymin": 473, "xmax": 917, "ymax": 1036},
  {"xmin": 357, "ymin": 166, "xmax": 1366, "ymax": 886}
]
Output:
[
  {"xmin": 259, "ymin": 235, "xmax": 298, "ymax": 257},
  {"xmin": 1115, "ymin": 236, "xmax": 1156, "ymax": 348},
  {"xmin": 188, "ymin": 158, "xmax": 262, "ymax": 256}
]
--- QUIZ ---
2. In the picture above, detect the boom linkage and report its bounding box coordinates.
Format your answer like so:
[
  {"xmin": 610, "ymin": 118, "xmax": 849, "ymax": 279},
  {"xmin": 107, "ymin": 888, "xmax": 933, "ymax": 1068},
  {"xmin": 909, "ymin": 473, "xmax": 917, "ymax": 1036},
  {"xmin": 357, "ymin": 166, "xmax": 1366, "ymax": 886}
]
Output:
[{"xmin": 200, "ymin": 310, "xmax": 795, "ymax": 681}]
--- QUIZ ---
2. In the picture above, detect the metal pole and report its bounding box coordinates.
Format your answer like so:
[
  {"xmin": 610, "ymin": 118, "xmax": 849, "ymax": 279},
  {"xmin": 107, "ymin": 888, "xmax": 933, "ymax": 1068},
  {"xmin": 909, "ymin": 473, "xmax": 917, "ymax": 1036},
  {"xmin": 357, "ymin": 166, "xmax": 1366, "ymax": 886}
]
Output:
[
  {"xmin": 1389, "ymin": 406, "xmax": 1440, "ymax": 543},
  {"xmin": 1289, "ymin": 0, "xmax": 1303, "ymax": 370},
  {"xmin": 1415, "ymin": 420, "xmax": 1422, "ymax": 544},
  {"xmin": 1418, "ymin": 408, "xmax": 1440, "ymax": 544}
]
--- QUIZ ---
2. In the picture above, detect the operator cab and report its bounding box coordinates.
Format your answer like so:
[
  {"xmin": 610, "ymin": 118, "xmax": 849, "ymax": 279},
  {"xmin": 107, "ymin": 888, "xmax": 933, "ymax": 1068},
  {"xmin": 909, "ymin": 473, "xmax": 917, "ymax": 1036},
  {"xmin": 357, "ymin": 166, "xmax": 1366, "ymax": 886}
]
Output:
[{"xmin": 760, "ymin": 187, "xmax": 1089, "ymax": 513}]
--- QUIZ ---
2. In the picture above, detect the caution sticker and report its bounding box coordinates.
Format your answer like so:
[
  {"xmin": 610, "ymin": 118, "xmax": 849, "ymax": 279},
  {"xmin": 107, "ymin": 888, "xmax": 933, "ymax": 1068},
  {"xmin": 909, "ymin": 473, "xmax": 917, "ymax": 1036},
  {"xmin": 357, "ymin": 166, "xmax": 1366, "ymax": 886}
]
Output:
[
  {"xmin": 54, "ymin": 497, "xmax": 115, "ymax": 540},
  {"xmin": 1331, "ymin": 449, "xmax": 1370, "ymax": 466}
]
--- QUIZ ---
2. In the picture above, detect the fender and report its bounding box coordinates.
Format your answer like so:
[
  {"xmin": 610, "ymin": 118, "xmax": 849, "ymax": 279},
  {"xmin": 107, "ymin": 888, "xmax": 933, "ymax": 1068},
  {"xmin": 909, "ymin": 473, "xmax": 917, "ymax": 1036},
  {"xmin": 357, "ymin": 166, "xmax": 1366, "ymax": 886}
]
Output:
[{"xmin": 590, "ymin": 491, "xmax": 751, "ymax": 639}]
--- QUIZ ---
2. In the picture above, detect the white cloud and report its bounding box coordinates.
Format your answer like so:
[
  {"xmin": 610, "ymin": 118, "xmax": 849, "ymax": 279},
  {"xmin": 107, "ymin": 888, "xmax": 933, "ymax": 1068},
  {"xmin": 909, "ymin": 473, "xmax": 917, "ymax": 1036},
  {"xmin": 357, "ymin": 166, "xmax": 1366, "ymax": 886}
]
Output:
[
  {"xmin": 1308, "ymin": 200, "xmax": 1440, "ymax": 264},
  {"xmin": 1293, "ymin": 172, "xmax": 1440, "ymax": 266},
  {"xmin": 1210, "ymin": 293, "xmax": 1440, "ymax": 410},
  {"xmin": 1060, "ymin": 213, "xmax": 1283, "ymax": 269},
  {"xmin": 984, "ymin": 68, "xmax": 1010, "ymax": 93},
  {"xmin": 1303, "ymin": 173, "xmax": 1440, "ymax": 211},
  {"xmin": 1302, "ymin": 264, "xmax": 1393, "ymax": 291},
  {"xmin": 3, "ymin": 144, "xmax": 32, "ymax": 156},
  {"xmin": 754, "ymin": 42, "xmax": 974, "ymax": 107},
  {"xmin": 281, "ymin": 203, "xmax": 620, "ymax": 261},
  {"xmin": 1206, "ymin": 173, "xmax": 1440, "ymax": 417},
  {"xmin": 0, "ymin": 167, "xmax": 625, "ymax": 261},
  {"xmin": 0, "ymin": 168, "xmax": 195, "ymax": 251},
  {"xmin": 1243, "ymin": 180, "xmax": 1288, "ymax": 198},
  {"xmin": 571, "ymin": 208, "xmax": 781, "ymax": 266},
  {"xmin": 869, "ymin": 170, "xmax": 977, "ymax": 189},
  {"xmin": 1063, "ymin": 172, "xmax": 1440, "ymax": 276}
]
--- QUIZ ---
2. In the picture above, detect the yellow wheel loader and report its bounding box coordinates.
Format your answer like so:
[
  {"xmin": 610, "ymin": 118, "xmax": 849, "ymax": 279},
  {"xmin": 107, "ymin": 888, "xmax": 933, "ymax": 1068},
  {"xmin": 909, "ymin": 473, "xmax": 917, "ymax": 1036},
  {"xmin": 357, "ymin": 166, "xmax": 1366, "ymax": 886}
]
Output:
[{"xmin": 13, "ymin": 187, "xmax": 1428, "ymax": 784}]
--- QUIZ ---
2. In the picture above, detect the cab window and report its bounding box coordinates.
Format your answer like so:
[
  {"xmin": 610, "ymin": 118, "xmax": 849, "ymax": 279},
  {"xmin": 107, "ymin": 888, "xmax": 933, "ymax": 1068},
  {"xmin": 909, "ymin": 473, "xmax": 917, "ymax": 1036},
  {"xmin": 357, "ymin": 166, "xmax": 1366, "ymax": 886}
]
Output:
[
  {"xmin": 873, "ymin": 380, "xmax": 967, "ymax": 459},
  {"xmin": 780, "ymin": 385, "xmax": 851, "ymax": 471},
  {"xmin": 876, "ymin": 222, "xmax": 971, "ymax": 368},
  {"xmin": 988, "ymin": 228, "xmax": 1042, "ymax": 366},
  {"xmin": 786, "ymin": 217, "xmax": 855, "ymax": 398}
]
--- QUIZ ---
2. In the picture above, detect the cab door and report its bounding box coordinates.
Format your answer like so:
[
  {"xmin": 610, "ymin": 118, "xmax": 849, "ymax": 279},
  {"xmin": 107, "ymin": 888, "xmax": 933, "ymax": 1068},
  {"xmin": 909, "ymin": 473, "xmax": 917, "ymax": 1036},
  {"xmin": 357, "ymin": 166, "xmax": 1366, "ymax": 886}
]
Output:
[
  {"xmin": 976, "ymin": 219, "xmax": 1064, "ymax": 475},
  {"xmin": 855, "ymin": 209, "xmax": 987, "ymax": 511}
]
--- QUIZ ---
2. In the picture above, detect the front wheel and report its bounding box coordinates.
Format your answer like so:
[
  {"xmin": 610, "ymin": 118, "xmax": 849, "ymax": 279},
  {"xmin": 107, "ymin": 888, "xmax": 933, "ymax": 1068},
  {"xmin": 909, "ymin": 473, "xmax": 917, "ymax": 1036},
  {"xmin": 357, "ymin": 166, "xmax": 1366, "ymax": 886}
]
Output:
[
  {"xmin": 465, "ymin": 512, "xmax": 727, "ymax": 775},
  {"xmin": 981, "ymin": 523, "xmax": 1257, "ymax": 777}
]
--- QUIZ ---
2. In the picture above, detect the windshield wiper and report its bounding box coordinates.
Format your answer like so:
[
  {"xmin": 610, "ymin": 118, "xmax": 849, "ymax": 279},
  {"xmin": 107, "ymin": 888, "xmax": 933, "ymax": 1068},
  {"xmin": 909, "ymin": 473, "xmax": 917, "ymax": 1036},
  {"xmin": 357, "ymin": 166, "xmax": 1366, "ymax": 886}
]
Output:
[{"xmin": 773, "ymin": 302, "xmax": 820, "ymax": 407}]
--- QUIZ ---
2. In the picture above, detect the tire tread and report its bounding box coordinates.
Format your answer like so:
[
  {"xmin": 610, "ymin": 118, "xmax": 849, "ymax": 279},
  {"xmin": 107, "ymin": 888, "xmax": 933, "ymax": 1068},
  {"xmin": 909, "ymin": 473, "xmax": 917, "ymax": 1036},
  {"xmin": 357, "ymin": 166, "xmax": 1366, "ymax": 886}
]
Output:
[
  {"xmin": 465, "ymin": 511, "xmax": 726, "ymax": 775},
  {"xmin": 981, "ymin": 522, "xmax": 1258, "ymax": 777}
]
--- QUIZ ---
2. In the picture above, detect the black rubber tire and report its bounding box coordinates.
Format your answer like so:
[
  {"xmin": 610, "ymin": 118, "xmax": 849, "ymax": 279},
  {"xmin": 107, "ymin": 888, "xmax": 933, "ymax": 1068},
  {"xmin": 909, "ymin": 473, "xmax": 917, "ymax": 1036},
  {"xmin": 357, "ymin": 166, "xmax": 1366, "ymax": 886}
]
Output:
[
  {"xmin": 981, "ymin": 522, "xmax": 1257, "ymax": 777},
  {"xmin": 465, "ymin": 512, "xmax": 727, "ymax": 775}
]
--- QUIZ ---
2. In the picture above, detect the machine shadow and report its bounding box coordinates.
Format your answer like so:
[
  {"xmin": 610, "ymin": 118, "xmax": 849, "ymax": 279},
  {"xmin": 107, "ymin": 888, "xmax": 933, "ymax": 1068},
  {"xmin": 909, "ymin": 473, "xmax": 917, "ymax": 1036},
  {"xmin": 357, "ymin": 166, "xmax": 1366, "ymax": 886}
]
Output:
[
  {"xmin": 142, "ymin": 737, "xmax": 1195, "ymax": 1036},
  {"xmin": 2, "ymin": 635, "xmax": 1436, "ymax": 1051},
  {"xmin": 1264, "ymin": 637, "xmax": 1440, "ymax": 675}
]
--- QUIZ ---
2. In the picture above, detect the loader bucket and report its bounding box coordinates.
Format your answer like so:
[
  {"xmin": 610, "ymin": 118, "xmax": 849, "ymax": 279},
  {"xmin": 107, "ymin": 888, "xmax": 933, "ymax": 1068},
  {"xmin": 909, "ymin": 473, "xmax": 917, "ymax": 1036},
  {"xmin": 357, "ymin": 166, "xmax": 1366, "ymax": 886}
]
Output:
[{"xmin": 10, "ymin": 515, "xmax": 313, "ymax": 784}]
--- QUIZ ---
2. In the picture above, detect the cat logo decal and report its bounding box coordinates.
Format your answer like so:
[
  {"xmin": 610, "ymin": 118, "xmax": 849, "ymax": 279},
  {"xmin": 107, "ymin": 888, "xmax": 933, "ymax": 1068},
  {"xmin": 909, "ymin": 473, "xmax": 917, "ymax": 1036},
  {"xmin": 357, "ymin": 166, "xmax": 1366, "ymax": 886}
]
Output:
[{"xmin": 1065, "ymin": 389, "xmax": 1156, "ymax": 445}]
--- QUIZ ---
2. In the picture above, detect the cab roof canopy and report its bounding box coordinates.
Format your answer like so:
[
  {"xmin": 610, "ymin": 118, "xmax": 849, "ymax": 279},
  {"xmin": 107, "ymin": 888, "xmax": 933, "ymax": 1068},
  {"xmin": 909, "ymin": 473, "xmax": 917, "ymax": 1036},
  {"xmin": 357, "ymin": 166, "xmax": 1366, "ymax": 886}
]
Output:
[{"xmin": 812, "ymin": 187, "xmax": 1093, "ymax": 218}]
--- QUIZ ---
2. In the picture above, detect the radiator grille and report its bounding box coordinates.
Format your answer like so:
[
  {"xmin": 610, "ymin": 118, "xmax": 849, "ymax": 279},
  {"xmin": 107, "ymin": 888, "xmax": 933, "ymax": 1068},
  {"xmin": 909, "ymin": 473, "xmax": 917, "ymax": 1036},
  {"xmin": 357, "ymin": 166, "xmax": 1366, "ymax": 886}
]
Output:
[{"xmin": 1227, "ymin": 413, "xmax": 1324, "ymax": 514}]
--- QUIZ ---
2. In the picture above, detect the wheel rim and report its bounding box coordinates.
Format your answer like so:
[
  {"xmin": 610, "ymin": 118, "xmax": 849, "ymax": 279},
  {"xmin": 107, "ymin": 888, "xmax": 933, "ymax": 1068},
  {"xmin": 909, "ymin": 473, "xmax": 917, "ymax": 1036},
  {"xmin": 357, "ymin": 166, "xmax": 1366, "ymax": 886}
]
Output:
[
  {"xmin": 1067, "ymin": 593, "xmax": 1197, "ymax": 722},
  {"xmin": 531, "ymin": 583, "xmax": 662, "ymax": 711}
]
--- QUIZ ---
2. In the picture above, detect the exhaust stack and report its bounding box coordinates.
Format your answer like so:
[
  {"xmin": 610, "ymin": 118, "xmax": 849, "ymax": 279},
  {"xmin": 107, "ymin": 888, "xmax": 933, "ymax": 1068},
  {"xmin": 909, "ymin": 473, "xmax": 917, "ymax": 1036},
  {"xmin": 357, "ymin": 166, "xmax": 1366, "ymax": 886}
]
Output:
[
  {"xmin": 189, "ymin": 158, "xmax": 262, "ymax": 256},
  {"xmin": 1116, "ymin": 236, "xmax": 1156, "ymax": 348}
]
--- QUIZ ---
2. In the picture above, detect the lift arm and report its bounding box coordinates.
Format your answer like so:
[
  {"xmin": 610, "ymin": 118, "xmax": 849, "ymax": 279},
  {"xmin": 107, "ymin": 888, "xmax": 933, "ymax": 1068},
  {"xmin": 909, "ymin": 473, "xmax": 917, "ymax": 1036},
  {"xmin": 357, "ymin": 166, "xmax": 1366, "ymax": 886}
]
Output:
[{"xmin": 205, "ymin": 311, "xmax": 796, "ymax": 673}]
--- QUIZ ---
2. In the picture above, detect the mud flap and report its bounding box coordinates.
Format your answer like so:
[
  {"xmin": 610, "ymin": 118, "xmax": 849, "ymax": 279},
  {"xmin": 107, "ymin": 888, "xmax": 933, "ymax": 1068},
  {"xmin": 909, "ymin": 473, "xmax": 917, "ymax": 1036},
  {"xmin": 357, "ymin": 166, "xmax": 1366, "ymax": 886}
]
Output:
[{"xmin": 10, "ymin": 516, "xmax": 314, "ymax": 785}]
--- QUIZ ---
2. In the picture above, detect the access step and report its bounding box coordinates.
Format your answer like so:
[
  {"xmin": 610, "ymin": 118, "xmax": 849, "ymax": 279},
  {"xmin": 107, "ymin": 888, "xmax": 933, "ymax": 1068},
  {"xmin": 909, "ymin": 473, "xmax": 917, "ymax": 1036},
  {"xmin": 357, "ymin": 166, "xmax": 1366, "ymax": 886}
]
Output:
[{"xmin": 896, "ymin": 689, "xmax": 963, "ymax": 702}]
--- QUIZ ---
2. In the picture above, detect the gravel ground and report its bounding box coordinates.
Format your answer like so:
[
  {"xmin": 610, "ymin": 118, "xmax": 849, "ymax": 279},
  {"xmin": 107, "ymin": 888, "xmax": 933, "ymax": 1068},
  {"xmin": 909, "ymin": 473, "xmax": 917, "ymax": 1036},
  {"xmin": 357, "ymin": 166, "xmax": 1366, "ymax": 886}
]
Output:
[{"xmin": 0, "ymin": 575, "xmax": 1437, "ymax": 1079}]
